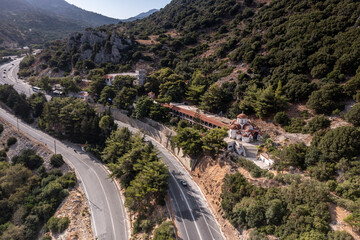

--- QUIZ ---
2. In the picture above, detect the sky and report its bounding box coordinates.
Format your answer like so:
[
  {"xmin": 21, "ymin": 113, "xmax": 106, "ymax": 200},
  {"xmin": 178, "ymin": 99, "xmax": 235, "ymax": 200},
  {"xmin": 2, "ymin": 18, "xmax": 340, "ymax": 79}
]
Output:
[{"xmin": 65, "ymin": 0, "xmax": 171, "ymax": 19}]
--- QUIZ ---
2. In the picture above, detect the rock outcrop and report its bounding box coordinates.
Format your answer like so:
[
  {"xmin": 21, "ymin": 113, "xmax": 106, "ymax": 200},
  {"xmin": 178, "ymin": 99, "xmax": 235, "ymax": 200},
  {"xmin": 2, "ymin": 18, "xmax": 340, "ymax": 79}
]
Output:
[{"xmin": 66, "ymin": 30, "xmax": 133, "ymax": 64}]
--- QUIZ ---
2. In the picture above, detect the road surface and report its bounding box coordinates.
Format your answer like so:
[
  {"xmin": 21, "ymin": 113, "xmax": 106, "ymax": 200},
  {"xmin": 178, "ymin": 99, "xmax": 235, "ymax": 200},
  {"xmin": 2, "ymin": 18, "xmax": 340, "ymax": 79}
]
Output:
[
  {"xmin": 0, "ymin": 58, "xmax": 32, "ymax": 96},
  {"xmin": 116, "ymin": 121, "xmax": 224, "ymax": 240},
  {"xmin": 1, "ymin": 56, "xmax": 224, "ymax": 240},
  {"xmin": 0, "ymin": 57, "xmax": 52, "ymax": 100},
  {"xmin": 0, "ymin": 108, "xmax": 129, "ymax": 240}
]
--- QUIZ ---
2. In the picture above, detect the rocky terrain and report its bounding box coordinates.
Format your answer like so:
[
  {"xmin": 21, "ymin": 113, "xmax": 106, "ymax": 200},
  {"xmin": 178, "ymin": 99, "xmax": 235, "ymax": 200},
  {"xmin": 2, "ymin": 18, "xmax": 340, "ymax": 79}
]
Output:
[{"xmin": 66, "ymin": 30, "xmax": 133, "ymax": 64}]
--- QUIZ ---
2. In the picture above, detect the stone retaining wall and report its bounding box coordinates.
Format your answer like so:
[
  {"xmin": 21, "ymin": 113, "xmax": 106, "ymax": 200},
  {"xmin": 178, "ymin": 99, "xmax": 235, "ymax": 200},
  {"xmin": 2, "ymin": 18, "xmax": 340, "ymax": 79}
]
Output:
[{"xmin": 94, "ymin": 104, "xmax": 193, "ymax": 171}]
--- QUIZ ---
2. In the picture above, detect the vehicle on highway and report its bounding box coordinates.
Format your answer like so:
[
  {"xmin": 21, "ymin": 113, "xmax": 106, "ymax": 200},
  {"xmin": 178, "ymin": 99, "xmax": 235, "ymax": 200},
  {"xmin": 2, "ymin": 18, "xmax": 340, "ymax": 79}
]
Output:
[
  {"xmin": 180, "ymin": 180, "xmax": 187, "ymax": 187},
  {"xmin": 32, "ymin": 86, "xmax": 42, "ymax": 92}
]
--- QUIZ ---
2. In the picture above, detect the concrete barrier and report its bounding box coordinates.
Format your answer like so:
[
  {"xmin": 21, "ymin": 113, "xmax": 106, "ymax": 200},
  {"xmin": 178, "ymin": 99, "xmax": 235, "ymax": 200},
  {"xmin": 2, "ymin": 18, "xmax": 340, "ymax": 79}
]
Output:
[{"xmin": 94, "ymin": 104, "xmax": 193, "ymax": 171}]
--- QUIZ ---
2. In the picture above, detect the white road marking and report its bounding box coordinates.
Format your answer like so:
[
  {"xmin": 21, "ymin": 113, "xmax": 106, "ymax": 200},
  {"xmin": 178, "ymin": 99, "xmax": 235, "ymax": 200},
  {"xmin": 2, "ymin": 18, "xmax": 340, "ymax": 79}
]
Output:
[
  {"xmin": 0, "ymin": 108, "xmax": 122, "ymax": 240},
  {"xmin": 168, "ymin": 187, "xmax": 191, "ymax": 240},
  {"xmin": 169, "ymin": 171, "xmax": 204, "ymax": 240}
]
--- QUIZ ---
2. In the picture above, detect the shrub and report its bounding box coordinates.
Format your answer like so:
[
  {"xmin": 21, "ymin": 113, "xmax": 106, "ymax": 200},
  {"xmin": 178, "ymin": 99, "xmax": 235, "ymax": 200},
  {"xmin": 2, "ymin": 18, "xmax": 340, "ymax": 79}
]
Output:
[
  {"xmin": 305, "ymin": 115, "xmax": 331, "ymax": 134},
  {"xmin": 50, "ymin": 154, "xmax": 65, "ymax": 168},
  {"xmin": 0, "ymin": 150, "xmax": 7, "ymax": 161},
  {"xmin": 236, "ymin": 157, "xmax": 273, "ymax": 179},
  {"xmin": 40, "ymin": 236, "xmax": 52, "ymax": 240},
  {"xmin": 344, "ymin": 212, "xmax": 360, "ymax": 233},
  {"xmin": 7, "ymin": 137, "xmax": 17, "ymax": 147},
  {"xmin": 249, "ymin": 229, "xmax": 268, "ymax": 240},
  {"xmin": 0, "ymin": 150, "xmax": 6, "ymax": 161},
  {"xmin": 345, "ymin": 103, "xmax": 360, "ymax": 127},
  {"xmin": 273, "ymin": 111, "xmax": 290, "ymax": 126},
  {"xmin": 140, "ymin": 219, "xmax": 152, "ymax": 233},
  {"xmin": 153, "ymin": 221, "xmax": 175, "ymax": 240},
  {"xmin": 284, "ymin": 118, "xmax": 306, "ymax": 133},
  {"xmin": 306, "ymin": 83, "xmax": 344, "ymax": 114},
  {"xmin": 327, "ymin": 231, "xmax": 354, "ymax": 240},
  {"xmin": 0, "ymin": 124, "xmax": 3, "ymax": 134},
  {"xmin": 45, "ymin": 217, "xmax": 70, "ymax": 234},
  {"xmin": 12, "ymin": 149, "xmax": 44, "ymax": 170}
]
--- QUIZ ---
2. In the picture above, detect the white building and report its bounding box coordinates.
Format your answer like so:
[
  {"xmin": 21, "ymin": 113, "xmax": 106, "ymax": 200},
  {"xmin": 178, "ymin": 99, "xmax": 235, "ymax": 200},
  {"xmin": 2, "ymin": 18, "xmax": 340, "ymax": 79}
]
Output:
[
  {"xmin": 228, "ymin": 113, "xmax": 262, "ymax": 143},
  {"xmin": 226, "ymin": 138, "xmax": 246, "ymax": 156},
  {"xmin": 259, "ymin": 153, "xmax": 274, "ymax": 166},
  {"xmin": 105, "ymin": 70, "xmax": 146, "ymax": 86},
  {"xmin": 69, "ymin": 91, "xmax": 93, "ymax": 103}
]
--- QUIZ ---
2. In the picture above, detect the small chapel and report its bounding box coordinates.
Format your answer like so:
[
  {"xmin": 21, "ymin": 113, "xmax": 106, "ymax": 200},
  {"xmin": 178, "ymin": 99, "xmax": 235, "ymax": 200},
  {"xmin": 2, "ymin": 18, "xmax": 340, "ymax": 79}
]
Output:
[{"xmin": 228, "ymin": 113, "xmax": 262, "ymax": 143}]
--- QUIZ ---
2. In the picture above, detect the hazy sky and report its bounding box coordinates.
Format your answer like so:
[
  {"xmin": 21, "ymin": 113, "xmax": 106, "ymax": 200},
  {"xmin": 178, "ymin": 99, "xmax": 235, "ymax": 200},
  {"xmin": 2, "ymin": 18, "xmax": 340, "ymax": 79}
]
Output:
[{"xmin": 65, "ymin": 0, "xmax": 171, "ymax": 19}]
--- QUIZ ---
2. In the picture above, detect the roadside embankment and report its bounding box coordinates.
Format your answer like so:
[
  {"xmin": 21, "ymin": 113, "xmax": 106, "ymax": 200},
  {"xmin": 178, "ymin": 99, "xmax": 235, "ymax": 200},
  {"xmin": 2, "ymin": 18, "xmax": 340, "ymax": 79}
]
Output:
[{"xmin": 94, "ymin": 104, "xmax": 193, "ymax": 171}]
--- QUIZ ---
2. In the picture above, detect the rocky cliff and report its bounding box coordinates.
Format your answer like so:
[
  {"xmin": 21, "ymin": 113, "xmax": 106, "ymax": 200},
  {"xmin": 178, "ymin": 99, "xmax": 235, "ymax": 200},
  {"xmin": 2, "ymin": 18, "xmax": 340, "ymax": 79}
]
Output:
[{"xmin": 66, "ymin": 30, "xmax": 133, "ymax": 64}]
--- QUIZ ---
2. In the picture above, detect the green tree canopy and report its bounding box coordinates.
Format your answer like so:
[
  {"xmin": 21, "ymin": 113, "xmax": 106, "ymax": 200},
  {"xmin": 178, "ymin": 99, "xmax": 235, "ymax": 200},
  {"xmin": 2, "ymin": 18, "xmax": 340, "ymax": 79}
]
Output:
[
  {"xmin": 345, "ymin": 103, "xmax": 360, "ymax": 127},
  {"xmin": 202, "ymin": 127, "xmax": 227, "ymax": 155},
  {"xmin": 172, "ymin": 127, "xmax": 203, "ymax": 156}
]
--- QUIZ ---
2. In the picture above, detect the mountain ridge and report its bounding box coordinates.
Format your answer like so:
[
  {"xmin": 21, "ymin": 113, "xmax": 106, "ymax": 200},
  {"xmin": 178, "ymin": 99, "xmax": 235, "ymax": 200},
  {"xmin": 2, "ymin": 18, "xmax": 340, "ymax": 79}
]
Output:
[
  {"xmin": 0, "ymin": 0, "xmax": 119, "ymax": 48},
  {"xmin": 121, "ymin": 9, "xmax": 159, "ymax": 22}
]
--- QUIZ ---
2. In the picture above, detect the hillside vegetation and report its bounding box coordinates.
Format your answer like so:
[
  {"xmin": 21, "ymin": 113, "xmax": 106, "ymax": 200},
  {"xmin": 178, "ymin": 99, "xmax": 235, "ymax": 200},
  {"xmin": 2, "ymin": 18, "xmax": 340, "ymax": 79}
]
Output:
[
  {"xmin": 0, "ymin": 0, "xmax": 119, "ymax": 48},
  {"xmin": 22, "ymin": 0, "xmax": 360, "ymax": 239},
  {"xmin": 32, "ymin": 0, "xmax": 360, "ymax": 117}
]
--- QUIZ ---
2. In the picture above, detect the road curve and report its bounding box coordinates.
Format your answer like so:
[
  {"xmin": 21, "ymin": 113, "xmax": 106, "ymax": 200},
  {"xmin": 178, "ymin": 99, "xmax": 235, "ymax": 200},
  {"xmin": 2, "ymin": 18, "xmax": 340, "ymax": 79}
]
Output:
[
  {"xmin": 0, "ymin": 108, "xmax": 130, "ymax": 240},
  {"xmin": 116, "ymin": 121, "xmax": 225, "ymax": 240}
]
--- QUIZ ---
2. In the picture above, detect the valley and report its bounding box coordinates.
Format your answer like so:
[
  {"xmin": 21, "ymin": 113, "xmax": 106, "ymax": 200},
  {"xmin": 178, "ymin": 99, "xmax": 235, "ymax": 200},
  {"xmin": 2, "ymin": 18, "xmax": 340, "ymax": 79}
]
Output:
[{"xmin": 1, "ymin": 0, "xmax": 360, "ymax": 239}]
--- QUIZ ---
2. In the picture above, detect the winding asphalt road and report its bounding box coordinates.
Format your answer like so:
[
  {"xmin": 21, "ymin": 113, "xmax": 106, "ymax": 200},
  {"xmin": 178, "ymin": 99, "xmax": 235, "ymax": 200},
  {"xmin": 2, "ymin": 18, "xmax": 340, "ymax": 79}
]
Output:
[
  {"xmin": 0, "ymin": 108, "xmax": 129, "ymax": 240},
  {"xmin": 116, "ymin": 121, "xmax": 225, "ymax": 240},
  {"xmin": 1, "ymin": 57, "xmax": 225, "ymax": 240},
  {"xmin": 0, "ymin": 58, "xmax": 32, "ymax": 96},
  {"xmin": 0, "ymin": 59, "xmax": 129, "ymax": 240}
]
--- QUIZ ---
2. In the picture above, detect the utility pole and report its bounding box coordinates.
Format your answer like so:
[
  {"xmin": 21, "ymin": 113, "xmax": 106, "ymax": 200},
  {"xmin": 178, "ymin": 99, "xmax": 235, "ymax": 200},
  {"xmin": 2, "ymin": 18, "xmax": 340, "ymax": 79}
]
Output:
[
  {"xmin": 54, "ymin": 140, "xmax": 57, "ymax": 154},
  {"xmin": 16, "ymin": 118, "xmax": 19, "ymax": 132}
]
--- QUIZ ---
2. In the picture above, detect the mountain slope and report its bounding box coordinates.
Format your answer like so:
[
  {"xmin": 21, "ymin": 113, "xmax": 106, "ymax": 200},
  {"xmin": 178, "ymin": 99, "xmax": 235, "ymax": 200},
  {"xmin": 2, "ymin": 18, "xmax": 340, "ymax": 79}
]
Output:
[
  {"xmin": 0, "ymin": 0, "xmax": 119, "ymax": 48},
  {"xmin": 121, "ymin": 9, "xmax": 159, "ymax": 22},
  {"xmin": 33, "ymin": 0, "xmax": 360, "ymax": 115},
  {"xmin": 25, "ymin": 0, "xmax": 119, "ymax": 27}
]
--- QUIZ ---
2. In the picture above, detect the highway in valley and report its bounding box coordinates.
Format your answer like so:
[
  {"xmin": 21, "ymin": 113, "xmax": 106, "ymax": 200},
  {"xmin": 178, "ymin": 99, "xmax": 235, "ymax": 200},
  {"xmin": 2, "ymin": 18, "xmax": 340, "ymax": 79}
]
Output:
[
  {"xmin": 0, "ymin": 57, "xmax": 224, "ymax": 240},
  {"xmin": 0, "ymin": 108, "xmax": 130, "ymax": 240},
  {"xmin": 116, "ymin": 121, "xmax": 225, "ymax": 240},
  {"xmin": 0, "ymin": 58, "xmax": 129, "ymax": 240},
  {"xmin": 0, "ymin": 57, "xmax": 33, "ymax": 96}
]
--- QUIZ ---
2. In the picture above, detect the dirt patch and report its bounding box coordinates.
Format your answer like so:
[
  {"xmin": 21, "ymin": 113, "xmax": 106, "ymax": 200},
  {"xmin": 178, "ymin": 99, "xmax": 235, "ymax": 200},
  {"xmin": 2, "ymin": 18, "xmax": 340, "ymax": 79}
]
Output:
[
  {"xmin": 136, "ymin": 35, "xmax": 159, "ymax": 46},
  {"xmin": 130, "ymin": 204, "xmax": 171, "ymax": 240},
  {"xmin": 252, "ymin": 117, "xmax": 313, "ymax": 146},
  {"xmin": 328, "ymin": 202, "xmax": 360, "ymax": 240},
  {"xmin": 329, "ymin": 116, "xmax": 351, "ymax": 129},
  {"xmin": 0, "ymin": 118, "xmax": 67, "ymax": 171},
  {"xmin": 41, "ymin": 185, "xmax": 94, "ymax": 240}
]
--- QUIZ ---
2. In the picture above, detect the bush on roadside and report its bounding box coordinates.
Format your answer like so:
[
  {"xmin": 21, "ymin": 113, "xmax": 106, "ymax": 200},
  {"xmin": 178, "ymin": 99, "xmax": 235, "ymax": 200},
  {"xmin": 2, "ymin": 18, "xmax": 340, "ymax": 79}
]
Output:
[
  {"xmin": 0, "ymin": 124, "xmax": 3, "ymax": 134},
  {"xmin": 7, "ymin": 137, "xmax": 17, "ymax": 147},
  {"xmin": 50, "ymin": 154, "xmax": 65, "ymax": 168},
  {"xmin": 153, "ymin": 221, "xmax": 175, "ymax": 240},
  {"xmin": 44, "ymin": 217, "xmax": 70, "ymax": 234},
  {"xmin": 0, "ymin": 150, "xmax": 7, "ymax": 161}
]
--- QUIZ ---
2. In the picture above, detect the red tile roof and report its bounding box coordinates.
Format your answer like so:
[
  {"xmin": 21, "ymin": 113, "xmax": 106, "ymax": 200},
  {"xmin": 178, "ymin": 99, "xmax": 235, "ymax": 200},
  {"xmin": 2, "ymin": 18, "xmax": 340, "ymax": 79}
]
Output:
[
  {"xmin": 162, "ymin": 104, "xmax": 228, "ymax": 128},
  {"xmin": 237, "ymin": 113, "xmax": 248, "ymax": 119}
]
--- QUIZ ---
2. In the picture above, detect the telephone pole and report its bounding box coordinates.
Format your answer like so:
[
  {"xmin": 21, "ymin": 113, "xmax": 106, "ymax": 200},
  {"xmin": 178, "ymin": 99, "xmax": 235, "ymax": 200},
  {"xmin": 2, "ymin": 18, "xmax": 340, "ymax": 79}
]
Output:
[
  {"xmin": 54, "ymin": 140, "xmax": 57, "ymax": 154},
  {"xmin": 16, "ymin": 118, "xmax": 19, "ymax": 132}
]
